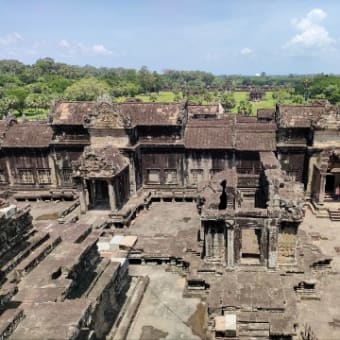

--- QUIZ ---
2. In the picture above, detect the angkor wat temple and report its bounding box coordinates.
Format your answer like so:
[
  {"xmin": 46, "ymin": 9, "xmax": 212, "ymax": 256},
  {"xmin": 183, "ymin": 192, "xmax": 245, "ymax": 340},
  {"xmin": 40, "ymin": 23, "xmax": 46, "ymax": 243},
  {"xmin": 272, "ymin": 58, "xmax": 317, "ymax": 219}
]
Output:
[{"xmin": 0, "ymin": 99, "xmax": 339, "ymax": 339}]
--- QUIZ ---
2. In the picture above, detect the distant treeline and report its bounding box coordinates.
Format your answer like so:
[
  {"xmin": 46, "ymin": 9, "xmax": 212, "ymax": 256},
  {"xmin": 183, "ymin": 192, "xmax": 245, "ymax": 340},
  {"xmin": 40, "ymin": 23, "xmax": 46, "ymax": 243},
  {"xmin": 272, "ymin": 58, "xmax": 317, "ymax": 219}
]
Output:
[{"xmin": 0, "ymin": 57, "xmax": 339, "ymax": 116}]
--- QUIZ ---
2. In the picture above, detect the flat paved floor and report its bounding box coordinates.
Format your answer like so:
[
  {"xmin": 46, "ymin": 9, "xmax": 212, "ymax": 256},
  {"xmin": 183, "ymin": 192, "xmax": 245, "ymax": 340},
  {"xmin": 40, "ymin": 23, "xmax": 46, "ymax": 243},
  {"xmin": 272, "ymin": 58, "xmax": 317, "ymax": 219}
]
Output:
[
  {"xmin": 297, "ymin": 209, "xmax": 340, "ymax": 339},
  {"xmin": 127, "ymin": 265, "xmax": 201, "ymax": 340},
  {"xmin": 130, "ymin": 202, "xmax": 200, "ymax": 237}
]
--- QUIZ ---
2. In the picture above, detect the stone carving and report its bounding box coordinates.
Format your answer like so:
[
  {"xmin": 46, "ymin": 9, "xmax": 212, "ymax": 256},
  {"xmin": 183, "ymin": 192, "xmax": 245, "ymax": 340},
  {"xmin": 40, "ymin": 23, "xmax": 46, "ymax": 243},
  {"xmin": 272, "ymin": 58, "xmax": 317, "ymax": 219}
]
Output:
[
  {"xmin": 83, "ymin": 100, "xmax": 131, "ymax": 129},
  {"xmin": 73, "ymin": 146, "xmax": 128, "ymax": 179}
]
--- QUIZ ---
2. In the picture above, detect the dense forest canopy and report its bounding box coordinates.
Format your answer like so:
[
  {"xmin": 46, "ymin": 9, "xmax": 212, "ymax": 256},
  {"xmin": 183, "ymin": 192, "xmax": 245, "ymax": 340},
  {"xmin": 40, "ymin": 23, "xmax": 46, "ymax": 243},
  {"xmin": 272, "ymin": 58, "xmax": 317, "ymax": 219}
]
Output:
[{"xmin": 0, "ymin": 58, "xmax": 339, "ymax": 117}]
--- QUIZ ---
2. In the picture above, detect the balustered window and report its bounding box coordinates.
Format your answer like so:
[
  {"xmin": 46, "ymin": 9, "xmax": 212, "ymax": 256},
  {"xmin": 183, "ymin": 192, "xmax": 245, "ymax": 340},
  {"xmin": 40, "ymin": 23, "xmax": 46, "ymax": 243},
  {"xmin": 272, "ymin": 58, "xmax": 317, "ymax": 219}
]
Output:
[
  {"xmin": 37, "ymin": 169, "xmax": 51, "ymax": 184},
  {"xmin": 165, "ymin": 169, "xmax": 177, "ymax": 184},
  {"xmin": 18, "ymin": 169, "xmax": 34, "ymax": 184},
  {"xmin": 61, "ymin": 168, "xmax": 73, "ymax": 184},
  {"xmin": 191, "ymin": 169, "xmax": 203, "ymax": 185},
  {"xmin": 147, "ymin": 169, "xmax": 160, "ymax": 184}
]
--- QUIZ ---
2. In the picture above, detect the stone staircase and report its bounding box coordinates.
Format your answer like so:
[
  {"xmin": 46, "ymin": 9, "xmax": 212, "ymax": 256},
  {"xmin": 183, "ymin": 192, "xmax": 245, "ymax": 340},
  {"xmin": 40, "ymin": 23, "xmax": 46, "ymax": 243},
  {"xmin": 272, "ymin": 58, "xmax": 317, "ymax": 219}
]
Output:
[{"xmin": 329, "ymin": 209, "xmax": 340, "ymax": 221}]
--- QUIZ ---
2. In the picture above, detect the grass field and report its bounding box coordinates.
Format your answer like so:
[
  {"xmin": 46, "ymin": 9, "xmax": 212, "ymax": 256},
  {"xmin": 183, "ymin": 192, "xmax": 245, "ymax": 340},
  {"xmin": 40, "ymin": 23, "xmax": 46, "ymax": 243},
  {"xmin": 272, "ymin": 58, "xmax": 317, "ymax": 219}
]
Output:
[
  {"xmin": 231, "ymin": 91, "xmax": 277, "ymax": 115},
  {"xmin": 15, "ymin": 109, "xmax": 49, "ymax": 121},
  {"xmin": 116, "ymin": 91, "xmax": 178, "ymax": 103},
  {"xmin": 15, "ymin": 90, "xmax": 288, "ymax": 120}
]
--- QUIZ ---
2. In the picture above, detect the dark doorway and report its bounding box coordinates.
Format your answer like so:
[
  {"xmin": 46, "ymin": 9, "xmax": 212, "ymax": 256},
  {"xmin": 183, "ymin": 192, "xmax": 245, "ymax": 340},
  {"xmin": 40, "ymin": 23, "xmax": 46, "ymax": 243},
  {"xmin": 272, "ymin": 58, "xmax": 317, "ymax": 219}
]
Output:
[
  {"xmin": 88, "ymin": 180, "xmax": 110, "ymax": 209},
  {"xmin": 325, "ymin": 174, "xmax": 335, "ymax": 194},
  {"xmin": 218, "ymin": 180, "xmax": 227, "ymax": 210},
  {"xmin": 240, "ymin": 228, "xmax": 261, "ymax": 265}
]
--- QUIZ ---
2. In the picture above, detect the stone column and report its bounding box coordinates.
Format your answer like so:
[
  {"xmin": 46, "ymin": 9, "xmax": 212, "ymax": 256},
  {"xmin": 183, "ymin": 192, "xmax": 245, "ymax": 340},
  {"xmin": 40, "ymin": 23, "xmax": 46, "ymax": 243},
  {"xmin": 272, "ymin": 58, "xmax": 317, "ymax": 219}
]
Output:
[
  {"xmin": 268, "ymin": 224, "xmax": 278, "ymax": 269},
  {"xmin": 108, "ymin": 180, "xmax": 117, "ymax": 211},
  {"xmin": 128, "ymin": 155, "xmax": 137, "ymax": 196},
  {"xmin": 319, "ymin": 174, "xmax": 326, "ymax": 204},
  {"xmin": 260, "ymin": 227, "xmax": 268, "ymax": 266},
  {"xmin": 79, "ymin": 180, "xmax": 87, "ymax": 214},
  {"xmin": 227, "ymin": 228, "xmax": 234, "ymax": 268},
  {"xmin": 5, "ymin": 158, "xmax": 14, "ymax": 186},
  {"xmin": 305, "ymin": 153, "xmax": 317, "ymax": 198},
  {"xmin": 88, "ymin": 180, "xmax": 95, "ymax": 207},
  {"xmin": 226, "ymin": 221, "xmax": 235, "ymax": 268},
  {"xmin": 204, "ymin": 224, "xmax": 212, "ymax": 258},
  {"xmin": 48, "ymin": 154, "xmax": 58, "ymax": 188}
]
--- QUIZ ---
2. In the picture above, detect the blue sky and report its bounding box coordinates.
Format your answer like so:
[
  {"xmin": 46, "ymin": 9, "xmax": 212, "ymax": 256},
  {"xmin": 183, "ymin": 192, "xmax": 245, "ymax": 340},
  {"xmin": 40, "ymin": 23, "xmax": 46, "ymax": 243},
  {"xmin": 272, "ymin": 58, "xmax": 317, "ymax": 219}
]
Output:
[{"xmin": 1, "ymin": 0, "xmax": 340, "ymax": 74}]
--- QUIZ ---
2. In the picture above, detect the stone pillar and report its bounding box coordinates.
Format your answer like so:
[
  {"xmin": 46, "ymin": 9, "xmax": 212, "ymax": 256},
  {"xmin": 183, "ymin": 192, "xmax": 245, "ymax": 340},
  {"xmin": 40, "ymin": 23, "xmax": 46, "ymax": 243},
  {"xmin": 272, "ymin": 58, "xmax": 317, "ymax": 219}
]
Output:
[
  {"xmin": 319, "ymin": 174, "xmax": 326, "ymax": 204},
  {"xmin": 79, "ymin": 180, "xmax": 87, "ymax": 214},
  {"xmin": 108, "ymin": 180, "xmax": 117, "ymax": 211},
  {"xmin": 227, "ymin": 227, "xmax": 234, "ymax": 268},
  {"xmin": 305, "ymin": 153, "xmax": 317, "ymax": 198},
  {"xmin": 88, "ymin": 180, "xmax": 95, "ymax": 207},
  {"xmin": 128, "ymin": 156, "xmax": 137, "ymax": 196},
  {"xmin": 226, "ymin": 220, "xmax": 235, "ymax": 268},
  {"xmin": 268, "ymin": 224, "xmax": 278, "ymax": 269},
  {"xmin": 204, "ymin": 224, "xmax": 212, "ymax": 258},
  {"xmin": 5, "ymin": 158, "xmax": 14, "ymax": 186},
  {"xmin": 48, "ymin": 154, "xmax": 58, "ymax": 188},
  {"xmin": 260, "ymin": 227, "xmax": 268, "ymax": 266},
  {"xmin": 232, "ymin": 150, "xmax": 236, "ymax": 169}
]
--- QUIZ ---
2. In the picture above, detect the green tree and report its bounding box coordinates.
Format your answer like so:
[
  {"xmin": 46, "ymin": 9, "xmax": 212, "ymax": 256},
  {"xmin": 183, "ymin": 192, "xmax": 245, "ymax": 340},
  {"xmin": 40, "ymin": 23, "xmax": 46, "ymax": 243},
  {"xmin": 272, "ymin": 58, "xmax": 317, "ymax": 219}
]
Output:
[
  {"xmin": 138, "ymin": 66, "xmax": 154, "ymax": 92},
  {"xmin": 237, "ymin": 100, "xmax": 252, "ymax": 115},
  {"xmin": 272, "ymin": 89, "xmax": 290, "ymax": 103},
  {"xmin": 5, "ymin": 87, "xmax": 30, "ymax": 114},
  {"xmin": 64, "ymin": 77, "xmax": 111, "ymax": 101},
  {"xmin": 203, "ymin": 91, "xmax": 213, "ymax": 103},
  {"xmin": 323, "ymin": 84, "xmax": 340, "ymax": 104},
  {"xmin": 25, "ymin": 93, "xmax": 50, "ymax": 111},
  {"xmin": 0, "ymin": 96, "xmax": 16, "ymax": 116},
  {"xmin": 291, "ymin": 95, "xmax": 304, "ymax": 104},
  {"xmin": 149, "ymin": 93, "xmax": 157, "ymax": 102},
  {"xmin": 220, "ymin": 92, "xmax": 236, "ymax": 111},
  {"xmin": 174, "ymin": 93, "xmax": 182, "ymax": 102}
]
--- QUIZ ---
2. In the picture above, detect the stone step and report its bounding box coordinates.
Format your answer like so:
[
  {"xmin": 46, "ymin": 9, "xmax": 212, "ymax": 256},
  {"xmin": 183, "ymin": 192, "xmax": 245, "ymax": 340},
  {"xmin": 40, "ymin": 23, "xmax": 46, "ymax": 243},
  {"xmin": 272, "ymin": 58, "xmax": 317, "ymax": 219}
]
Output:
[{"xmin": 329, "ymin": 210, "xmax": 340, "ymax": 220}]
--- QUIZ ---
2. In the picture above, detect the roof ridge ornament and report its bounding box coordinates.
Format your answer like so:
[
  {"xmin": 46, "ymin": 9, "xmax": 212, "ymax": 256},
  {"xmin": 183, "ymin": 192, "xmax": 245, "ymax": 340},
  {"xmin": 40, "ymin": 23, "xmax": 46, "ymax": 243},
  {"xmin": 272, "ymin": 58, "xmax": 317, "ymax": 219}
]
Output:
[{"xmin": 83, "ymin": 100, "xmax": 132, "ymax": 128}]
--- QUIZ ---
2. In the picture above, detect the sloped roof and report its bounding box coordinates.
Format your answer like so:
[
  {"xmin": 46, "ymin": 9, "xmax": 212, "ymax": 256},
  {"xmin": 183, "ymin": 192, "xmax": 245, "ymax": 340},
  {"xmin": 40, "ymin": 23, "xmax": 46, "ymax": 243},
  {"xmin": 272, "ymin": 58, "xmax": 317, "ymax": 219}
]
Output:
[
  {"xmin": 278, "ymin": 104, "xmax": 325, "ymax": 128},
  {"xmin": 235, "ymin": 131, "xmax": 276, "ymax": 151},
  {"xmin": 120, "ymin": 102, "xmax": 182, "ymax": 126},
  {"xmin": 2, "ymin": 121, "xmax": 53, "ymax": 148},
  {"xmin": 257, "ymin": 108, "xmax": 275, "ymax": 120},
  {"xmin": 187, "ymin": 104, "xmax": 219, "ymax": 115},
  {"xmin": 184, "ymin": 116, "xmax": 276, "ymax": 151},
  {"xmin": 184, "ymin": 117, "xmax": 233, "ymax": 149},
  {"xmin": 51, "ymin": 101, "xmax": 95, "ymax": 125},
  {"xmin": 236, "ymin": 116, "xmax": 258, "ymax": 123},
  {"xmin": 235, "ymin": 122, "xmax": 276, "ymax": 151}
]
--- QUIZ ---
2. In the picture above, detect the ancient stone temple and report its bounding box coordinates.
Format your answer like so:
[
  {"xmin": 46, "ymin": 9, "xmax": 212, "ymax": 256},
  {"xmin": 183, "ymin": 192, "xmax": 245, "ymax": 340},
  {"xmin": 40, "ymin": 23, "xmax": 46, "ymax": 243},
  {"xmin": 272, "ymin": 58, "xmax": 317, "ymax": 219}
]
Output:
[
  {"xmin": 249, "ymin": 88, "xmax": 264, "ymax": 102},
  {"xmin": 198, "ymin": 153, "xmax": 304, "ymax": 269},
  {"xmin": 73, "ymin": 145, "xmax": 130, "ymax": 212},
  {"xmin": 0, "ymin": 98, "xmax": 311, "ymax": 266},
  {"xmin": 1, "ymin": 99, "xmax": 340, "ymax": 339}
]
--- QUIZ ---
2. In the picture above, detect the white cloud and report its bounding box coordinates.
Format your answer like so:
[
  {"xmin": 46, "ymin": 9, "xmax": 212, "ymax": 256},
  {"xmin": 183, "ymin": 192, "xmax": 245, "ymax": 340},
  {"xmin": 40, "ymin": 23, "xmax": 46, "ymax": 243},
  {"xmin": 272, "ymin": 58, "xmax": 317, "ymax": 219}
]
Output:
[
  {"xmin": 284, "ymin": 8, "xmax": 335, "ymax": 51},
  {"xmin": 59, "ymin": 39, "xmax": 112, "ymax": 56},
  {"xmin": 0, "ymin": 32, "xmax": 23, "ymax": 45},
  {"xmin": 240, "ymin": 47, "xmax": 253, "ymax": 55},
  {"xmin": 90, "ymin": 44, "xmax": 112, "ymax": 56},
  {"xmin": 59, "ymin": 39, "xmax": 71, "ymax": 48}
]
